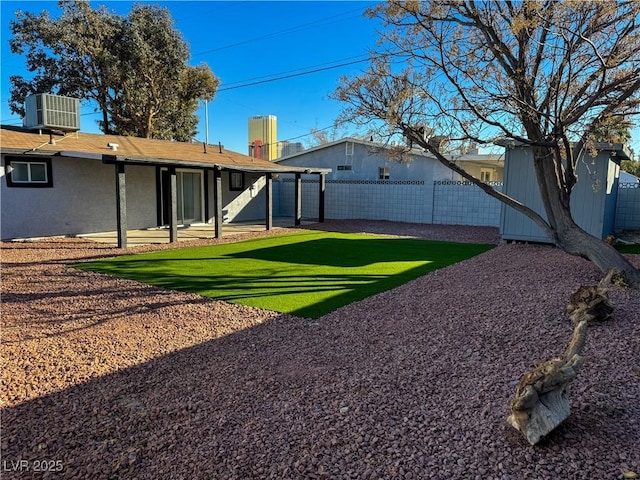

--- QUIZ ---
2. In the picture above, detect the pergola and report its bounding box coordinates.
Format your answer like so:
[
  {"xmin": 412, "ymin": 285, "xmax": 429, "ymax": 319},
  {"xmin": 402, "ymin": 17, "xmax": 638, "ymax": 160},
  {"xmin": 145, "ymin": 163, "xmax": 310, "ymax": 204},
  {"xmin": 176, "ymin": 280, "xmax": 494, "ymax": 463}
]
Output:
[{"xmin": 101, "ymin": 154, "xmax": 331, "ymax": 248}]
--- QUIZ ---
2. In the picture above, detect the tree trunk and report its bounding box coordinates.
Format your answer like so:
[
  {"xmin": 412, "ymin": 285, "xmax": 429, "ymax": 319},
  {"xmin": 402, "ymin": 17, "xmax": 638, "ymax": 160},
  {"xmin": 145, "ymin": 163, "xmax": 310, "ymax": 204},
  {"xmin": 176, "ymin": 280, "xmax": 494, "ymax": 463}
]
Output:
[
  {"xmin": 507, "ymin": 286, "xmax": 613, "ymax": 444},
  {"xmin": 532, "ymin": 147, "xmax": 640, "ymax": 288},
  {"xmin": 507, "ymin": 320, "xmax": 587, "ymax": 445}
]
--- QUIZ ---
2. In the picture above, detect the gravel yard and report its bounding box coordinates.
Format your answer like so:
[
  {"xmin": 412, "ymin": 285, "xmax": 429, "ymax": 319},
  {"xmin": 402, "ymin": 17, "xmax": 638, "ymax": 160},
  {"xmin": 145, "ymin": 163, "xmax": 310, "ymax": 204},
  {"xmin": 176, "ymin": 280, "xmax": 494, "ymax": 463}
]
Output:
[{"xmin": 1, "ymin": 221, "xmax": 638, "ymax": 479}]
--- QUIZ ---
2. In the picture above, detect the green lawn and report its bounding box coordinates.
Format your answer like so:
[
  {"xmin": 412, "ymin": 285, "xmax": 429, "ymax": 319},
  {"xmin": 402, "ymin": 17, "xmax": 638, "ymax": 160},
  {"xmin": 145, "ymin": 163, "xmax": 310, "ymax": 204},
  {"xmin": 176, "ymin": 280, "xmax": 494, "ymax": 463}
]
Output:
[
  {"xmin": 615, "ymin": 243, "xmax": 640, "ymax": 254},
  {"xmin": 73, "ymin": 231, "xmax": 494, "ymax": 318}
]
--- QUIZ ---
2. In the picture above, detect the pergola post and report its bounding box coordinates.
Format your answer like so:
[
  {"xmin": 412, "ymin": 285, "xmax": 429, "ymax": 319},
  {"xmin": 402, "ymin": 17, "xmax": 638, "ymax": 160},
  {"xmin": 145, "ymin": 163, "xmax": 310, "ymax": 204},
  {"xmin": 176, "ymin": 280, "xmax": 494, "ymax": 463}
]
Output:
[
  {"xmin": 294, "ymin": 172, "xmax": 302, "ymax": 226},
  {"xmin": 214, "ymin": 168, "xmax": 223, "ymax": 238},
  {"xmin": 318, "ymin": 173, "xmax": 326, "ymax": 223},
  {"xmin": 203, "ymin": 168, "xmax": 210, "ymax": 223},
  {"xmin": 168, "ymin": 166, "xmax": 178, "ymax": 243},
  {"xmin": 265, "ymin": 173, "xmax": 273, "ymax": 230},
  {"xmin": 115, "ymin": 163, "xmax": 127, "ymax": 249}
]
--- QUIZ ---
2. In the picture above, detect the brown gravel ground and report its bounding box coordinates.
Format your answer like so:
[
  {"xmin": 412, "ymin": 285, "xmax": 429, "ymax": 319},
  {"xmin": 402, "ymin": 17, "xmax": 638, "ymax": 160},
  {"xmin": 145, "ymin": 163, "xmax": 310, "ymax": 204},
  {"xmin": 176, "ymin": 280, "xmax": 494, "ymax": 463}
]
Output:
[{"xmin": 1, "ymin": 220, "xmax": 638, "ymax": 480}]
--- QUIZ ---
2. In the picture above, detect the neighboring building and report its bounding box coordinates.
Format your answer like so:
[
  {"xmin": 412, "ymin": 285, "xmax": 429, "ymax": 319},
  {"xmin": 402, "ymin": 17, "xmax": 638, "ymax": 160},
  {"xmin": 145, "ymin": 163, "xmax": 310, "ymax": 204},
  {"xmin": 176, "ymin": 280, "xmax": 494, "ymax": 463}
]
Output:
[
  {"xmin": 277, "ymin": 141, "xmax": 305, "ymax": 159},
  {"xmin": 499, "ymin": 141, "xmax": 631, "ymax": 242},
  {"xmin": 273, "ymin": 137, "xmax": 505, "ymax": 227},
  {"xmin": 620, "ymin": 170, "xmax": 640, "ymax": 184},
  {"xmin": 275, "ymin": 137, "xmax": 504, "ymax": 182},
  {"xmin": 248, "ymin": 115, "xmax": 277, "ymax": 161},
  {"xmin": 1, "ymin": 124, "xmax": 329, "ymax": 247}
]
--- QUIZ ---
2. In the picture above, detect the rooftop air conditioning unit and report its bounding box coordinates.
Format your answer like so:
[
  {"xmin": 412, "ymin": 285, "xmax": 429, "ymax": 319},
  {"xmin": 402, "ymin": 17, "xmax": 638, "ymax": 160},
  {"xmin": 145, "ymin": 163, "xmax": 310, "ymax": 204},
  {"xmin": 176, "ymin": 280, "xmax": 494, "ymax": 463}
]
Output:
[{"xmin": 23, "ymin": 93, "xmax": 80, "ymax": 131}]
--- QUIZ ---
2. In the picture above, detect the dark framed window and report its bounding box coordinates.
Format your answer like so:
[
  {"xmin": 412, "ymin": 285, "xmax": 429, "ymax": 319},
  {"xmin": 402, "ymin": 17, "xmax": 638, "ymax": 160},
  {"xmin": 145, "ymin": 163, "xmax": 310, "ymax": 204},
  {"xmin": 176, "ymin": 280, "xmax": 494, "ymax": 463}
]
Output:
[
  {"xmin": 229, "ymin": 171, "xmax": 244, "ymax": 191},
  {"xmin": 378, "ymin": 166, "xmax": 390, "ymax": 180},
  {"xmin": 5, "ymin": 156, "xmax": 53, "ymax": 188}
]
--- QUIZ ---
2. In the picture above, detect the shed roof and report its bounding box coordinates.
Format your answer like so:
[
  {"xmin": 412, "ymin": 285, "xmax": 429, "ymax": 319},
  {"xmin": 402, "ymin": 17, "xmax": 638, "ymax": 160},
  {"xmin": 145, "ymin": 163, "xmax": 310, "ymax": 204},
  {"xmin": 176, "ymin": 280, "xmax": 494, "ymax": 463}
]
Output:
[{"xmin": 0, "ymin": 126, "xmax": 330, "ymax": 174}]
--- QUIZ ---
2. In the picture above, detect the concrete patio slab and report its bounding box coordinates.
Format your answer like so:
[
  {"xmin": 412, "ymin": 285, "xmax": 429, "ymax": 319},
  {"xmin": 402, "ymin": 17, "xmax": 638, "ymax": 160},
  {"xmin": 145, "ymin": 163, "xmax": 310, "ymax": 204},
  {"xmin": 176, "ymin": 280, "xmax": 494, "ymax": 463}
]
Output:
[{"xmin": 78, "ymin": 218, "xmax": 314, "ymax": 247}]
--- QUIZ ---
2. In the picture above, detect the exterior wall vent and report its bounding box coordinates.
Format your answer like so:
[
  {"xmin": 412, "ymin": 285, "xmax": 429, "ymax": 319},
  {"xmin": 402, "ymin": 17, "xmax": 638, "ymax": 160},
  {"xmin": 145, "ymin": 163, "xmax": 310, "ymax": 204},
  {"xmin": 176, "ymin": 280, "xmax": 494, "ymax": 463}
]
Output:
[{"xmin": 24, "ymin": 93, "xmax": 80, "ymax": 132}]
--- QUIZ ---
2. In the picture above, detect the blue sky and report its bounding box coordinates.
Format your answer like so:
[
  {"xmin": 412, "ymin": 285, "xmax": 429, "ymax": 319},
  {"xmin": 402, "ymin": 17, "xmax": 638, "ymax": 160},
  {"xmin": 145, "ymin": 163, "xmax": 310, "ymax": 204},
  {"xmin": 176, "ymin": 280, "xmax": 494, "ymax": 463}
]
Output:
[
  {"xmin": 1, "ymin": 1, "xmax": 381, "ymax": 154},
  {"xmin": 2, "ymin": 1, "xmax": 639, "ymax": 157}
]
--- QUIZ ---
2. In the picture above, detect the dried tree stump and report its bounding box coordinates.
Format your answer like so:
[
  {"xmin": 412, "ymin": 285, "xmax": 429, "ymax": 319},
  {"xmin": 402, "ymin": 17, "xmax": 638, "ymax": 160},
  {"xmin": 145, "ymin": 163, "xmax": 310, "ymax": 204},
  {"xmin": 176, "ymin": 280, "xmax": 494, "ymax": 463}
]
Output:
[
  {"xmin": 567, "ymin": 285, "xmax": 613, "ymax": 325},
  {"xmin": 507, "ymin": 286, "xmax": 613, "ymax": 445}
]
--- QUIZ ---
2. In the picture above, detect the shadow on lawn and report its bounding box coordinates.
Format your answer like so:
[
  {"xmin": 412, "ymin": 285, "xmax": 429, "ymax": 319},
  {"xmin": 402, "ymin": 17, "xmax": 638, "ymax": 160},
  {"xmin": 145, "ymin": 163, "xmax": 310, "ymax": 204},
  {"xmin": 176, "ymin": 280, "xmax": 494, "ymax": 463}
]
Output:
[
  {"xmin": 71, "ymin": 267, "xmax": 431, "ymax": 319},
  {"xmin": 226, "ymin": 237, "xmax": 468, "ymax": 267},
  {"xmin": 73, "ymin": 236, "xmax": 493, "ymax": 318}
]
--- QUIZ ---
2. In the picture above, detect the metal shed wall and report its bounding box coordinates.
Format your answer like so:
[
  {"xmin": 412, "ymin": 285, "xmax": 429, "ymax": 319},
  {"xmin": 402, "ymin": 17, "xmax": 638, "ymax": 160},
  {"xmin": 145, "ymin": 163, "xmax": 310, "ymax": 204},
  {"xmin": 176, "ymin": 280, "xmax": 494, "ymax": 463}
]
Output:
[{"xmin": 499, "ymin": 146, "xmax": 620, "ymax": 242}]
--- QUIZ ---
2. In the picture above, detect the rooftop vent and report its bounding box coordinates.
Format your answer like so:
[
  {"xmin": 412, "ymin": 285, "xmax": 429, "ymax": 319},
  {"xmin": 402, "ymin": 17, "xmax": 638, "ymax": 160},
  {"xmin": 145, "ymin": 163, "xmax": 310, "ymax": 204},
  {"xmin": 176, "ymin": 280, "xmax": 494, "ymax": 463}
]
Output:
[{"xmin": 24, "ymin": 93, "xmax": 80, "ymax": 132}]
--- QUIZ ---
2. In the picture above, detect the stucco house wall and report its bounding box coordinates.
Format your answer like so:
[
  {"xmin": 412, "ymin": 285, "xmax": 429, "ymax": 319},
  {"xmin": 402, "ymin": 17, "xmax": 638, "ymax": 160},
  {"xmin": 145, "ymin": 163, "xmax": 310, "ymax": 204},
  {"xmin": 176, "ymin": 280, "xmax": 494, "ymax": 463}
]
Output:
[
  {"xmin": 1, "ymin": 155, "xmax": 156, "ymax": 239},
  {"xmin": 220, "ymin": 173, "xmax": 269, "ymax": 223},
  {"xmin": 277, "ymin": 140, "xmax": 445, "ymax": 181}
]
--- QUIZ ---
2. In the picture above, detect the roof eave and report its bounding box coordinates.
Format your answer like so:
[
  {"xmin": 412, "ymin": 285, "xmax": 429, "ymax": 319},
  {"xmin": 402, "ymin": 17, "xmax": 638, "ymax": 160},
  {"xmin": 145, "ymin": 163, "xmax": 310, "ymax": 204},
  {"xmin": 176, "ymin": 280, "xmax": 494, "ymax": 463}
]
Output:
[{"xmin": 100, "ymin": 154, "xmax": 331, "ymax": 174}]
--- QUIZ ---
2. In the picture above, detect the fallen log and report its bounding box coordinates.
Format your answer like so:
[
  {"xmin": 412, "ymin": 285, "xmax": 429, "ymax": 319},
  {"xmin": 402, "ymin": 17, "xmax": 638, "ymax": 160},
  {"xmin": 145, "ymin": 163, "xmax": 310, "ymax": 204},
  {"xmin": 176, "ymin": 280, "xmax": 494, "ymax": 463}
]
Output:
[
  {"xmin": 567, "ymin": 285, "xmax": 613, "ymax": 325},
  {"xmin": 507, "ymin": 286, "xmax": 613, "ymax": 445}
]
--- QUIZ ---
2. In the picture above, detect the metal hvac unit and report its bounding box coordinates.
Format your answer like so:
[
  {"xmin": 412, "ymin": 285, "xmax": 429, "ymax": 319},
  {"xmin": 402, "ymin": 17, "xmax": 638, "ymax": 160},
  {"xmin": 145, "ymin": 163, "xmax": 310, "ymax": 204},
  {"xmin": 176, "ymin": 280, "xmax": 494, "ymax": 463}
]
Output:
[{"xmin": 23, "ymin": 93, "xmax": 80, "ymax": 131}]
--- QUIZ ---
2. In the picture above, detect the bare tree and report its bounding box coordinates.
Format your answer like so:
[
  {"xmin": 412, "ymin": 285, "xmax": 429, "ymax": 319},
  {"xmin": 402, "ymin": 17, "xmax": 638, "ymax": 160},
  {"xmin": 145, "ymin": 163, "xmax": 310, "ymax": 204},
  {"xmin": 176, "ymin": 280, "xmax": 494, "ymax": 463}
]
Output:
[{"xmin": 335, "ymin": 0, "xmax": 640, "ymax": 286}]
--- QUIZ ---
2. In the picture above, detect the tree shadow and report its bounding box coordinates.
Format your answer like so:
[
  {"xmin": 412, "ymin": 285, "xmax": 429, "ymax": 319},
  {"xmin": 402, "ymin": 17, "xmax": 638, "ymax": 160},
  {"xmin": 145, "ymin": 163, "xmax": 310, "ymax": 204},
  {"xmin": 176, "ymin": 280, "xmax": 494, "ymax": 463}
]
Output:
[{"xmin": 72, "ymin": 235, "xmax": 493, "ymax": 318}]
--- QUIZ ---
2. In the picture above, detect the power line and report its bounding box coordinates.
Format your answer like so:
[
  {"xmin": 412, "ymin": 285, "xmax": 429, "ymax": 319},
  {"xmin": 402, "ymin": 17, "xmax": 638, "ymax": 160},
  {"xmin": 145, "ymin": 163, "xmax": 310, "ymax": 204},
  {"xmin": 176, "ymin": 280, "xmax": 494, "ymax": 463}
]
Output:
[
  {"xmin": 219, "ymin": 54, "xmax": 370, "ymax": 88},
  {"xmin": 190, "ymin": 5, "xmax": 372, "ymax": 58},
  {"xmin": 217, "ymin": 56, "xmax": 373, "ymax": 92}
]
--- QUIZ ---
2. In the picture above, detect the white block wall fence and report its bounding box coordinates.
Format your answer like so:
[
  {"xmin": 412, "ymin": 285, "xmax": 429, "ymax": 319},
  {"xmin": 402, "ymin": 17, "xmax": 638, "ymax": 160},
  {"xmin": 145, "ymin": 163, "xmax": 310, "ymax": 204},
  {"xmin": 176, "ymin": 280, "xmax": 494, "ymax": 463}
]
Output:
[
  {"xmin": 432, "ymin": 181, "xmax": 503, "ymax": 227},
  {"xmin": 273, "ymin": 177, "xmax": 639, "ymax": 232},
  {"xmin": 615, "ymin": 183, "xmax": 640, "ymax": 231},
  {"xmin": 276, "ymin": 177, "xmax": 502, "ymax": 226}
]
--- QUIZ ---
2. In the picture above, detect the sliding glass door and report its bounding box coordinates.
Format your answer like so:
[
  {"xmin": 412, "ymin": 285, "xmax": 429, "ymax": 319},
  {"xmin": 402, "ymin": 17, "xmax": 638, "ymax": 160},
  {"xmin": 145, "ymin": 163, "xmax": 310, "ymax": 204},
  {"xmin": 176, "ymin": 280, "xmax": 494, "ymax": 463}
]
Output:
[{"xmin": 161, "ymin": 169, "xmax": 204, "ymax": 225}]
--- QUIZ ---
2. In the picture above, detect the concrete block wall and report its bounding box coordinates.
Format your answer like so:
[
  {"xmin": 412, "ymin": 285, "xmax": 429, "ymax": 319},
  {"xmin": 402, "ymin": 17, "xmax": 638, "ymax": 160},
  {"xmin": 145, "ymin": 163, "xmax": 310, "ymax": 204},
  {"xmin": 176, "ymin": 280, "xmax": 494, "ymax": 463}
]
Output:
[
  {"xmin": 275, "ymin": 178, "xmax": 638, "ymax": 232},
  {"xmin": 432, "ymin": 181, "xmax": 503, "ymax": 227},
  {"xmin": 278, "ymin": 178, "xmax": 431, "ymax": 224}
]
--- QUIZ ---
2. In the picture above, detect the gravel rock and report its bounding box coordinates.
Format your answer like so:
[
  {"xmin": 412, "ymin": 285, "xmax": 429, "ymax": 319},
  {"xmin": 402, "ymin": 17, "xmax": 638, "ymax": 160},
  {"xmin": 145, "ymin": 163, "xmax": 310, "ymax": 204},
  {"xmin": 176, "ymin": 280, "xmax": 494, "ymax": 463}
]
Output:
[{"xmin": 1, "ymin": 221, "xmax": 638, "ymax": 479}]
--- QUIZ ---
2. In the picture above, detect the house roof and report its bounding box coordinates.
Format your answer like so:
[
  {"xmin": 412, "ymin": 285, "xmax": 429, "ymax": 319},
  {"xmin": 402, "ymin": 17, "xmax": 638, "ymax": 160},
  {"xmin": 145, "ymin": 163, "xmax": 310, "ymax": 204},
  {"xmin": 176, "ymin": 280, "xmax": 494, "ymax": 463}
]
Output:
[
  {"xmin": 0, "ymin": 126, "xmax": 331, "ymax": 174},
  {"xmin": 496, "ymin": 137, "xmax": 632, "ymax": 160},
  {"xmin": 274, "ymin": 136, "xmax": 503, "ymax": 164}
]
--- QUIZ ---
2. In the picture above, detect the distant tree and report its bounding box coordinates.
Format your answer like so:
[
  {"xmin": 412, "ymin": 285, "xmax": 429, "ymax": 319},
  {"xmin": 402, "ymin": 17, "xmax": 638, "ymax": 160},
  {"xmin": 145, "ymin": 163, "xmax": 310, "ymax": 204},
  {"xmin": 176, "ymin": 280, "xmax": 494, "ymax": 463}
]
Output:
[
  {"xmin": 9, "ymin": 1, "xmax": 219, "ymax": 141},
  {"xmin": 621, "ymin": 159, "xmax": 640, "ymax": 177},
  {"xmin": 336, "ymin": 0, "xmax": 640, "ymax": 286},
  {"xmin": 305, "ymin": 123, "xmax": 375, "ymax": 148},
  {"xmin": 305, "ymin": 124, "xmax": 349, "ymax": 147}
]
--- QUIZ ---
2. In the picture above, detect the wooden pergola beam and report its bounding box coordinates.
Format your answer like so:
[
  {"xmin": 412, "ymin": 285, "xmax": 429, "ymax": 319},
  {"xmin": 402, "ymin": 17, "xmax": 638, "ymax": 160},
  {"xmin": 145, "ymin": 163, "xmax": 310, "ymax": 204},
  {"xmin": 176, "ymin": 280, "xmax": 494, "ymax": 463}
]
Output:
[
  {"xmin": 115, "ymin": 163, "xmax": 127, "ymax": 249},
  {"xmin": 318, "ymin": 173, "xmax": 326, "ymax": 223},
  {"xmin": 294, "ymin": 172, "xmax": 302, "ymax": 226},
  {"xmin": 265, "ymin": 173, "xmax": 273, "ymax": 230},
  {"xmin": 168, "ymin": 166, "xmax": 178, "ymax": 243},
  {"xmin": 214, "ymin": 168, "xmax": 223, "ymax": 238}
]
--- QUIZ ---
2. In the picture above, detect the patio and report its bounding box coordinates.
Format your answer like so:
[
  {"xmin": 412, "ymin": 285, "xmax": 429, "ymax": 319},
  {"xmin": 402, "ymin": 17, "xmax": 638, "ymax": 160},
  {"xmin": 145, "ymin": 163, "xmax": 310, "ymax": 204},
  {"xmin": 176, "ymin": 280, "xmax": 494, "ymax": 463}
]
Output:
[{"xmin": 78, "ymin": 217, "xmax": 315, "ymax": 246}]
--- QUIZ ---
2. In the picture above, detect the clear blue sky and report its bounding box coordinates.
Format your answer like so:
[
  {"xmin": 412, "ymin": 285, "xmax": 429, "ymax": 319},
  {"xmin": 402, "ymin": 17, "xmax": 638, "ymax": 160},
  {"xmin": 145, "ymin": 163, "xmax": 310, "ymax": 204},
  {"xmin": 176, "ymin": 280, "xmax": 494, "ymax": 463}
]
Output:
[
  {"xmin": 1, "ymin": 1, "xmax": 381, "ymax": 154},
  {"xmin": 2, "ymin": 1, "xmax": 639, "ymax": 156}
]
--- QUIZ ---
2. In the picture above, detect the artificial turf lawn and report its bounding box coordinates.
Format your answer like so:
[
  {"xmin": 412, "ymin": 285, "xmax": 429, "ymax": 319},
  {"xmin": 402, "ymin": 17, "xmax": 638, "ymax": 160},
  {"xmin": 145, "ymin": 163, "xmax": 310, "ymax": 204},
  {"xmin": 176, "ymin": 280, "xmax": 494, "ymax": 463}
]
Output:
[
  {"xmin": 73, "ymin": 231, "xmax": 494, "ymax": 319},
  {"xmin": 615, "ymin": 243, "xmax": 640, "ymax": 254}
]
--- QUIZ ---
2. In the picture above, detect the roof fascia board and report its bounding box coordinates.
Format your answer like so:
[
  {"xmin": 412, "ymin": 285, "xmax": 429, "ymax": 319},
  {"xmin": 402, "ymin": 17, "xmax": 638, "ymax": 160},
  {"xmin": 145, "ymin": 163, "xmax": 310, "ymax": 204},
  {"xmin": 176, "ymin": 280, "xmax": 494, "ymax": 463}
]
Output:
[
  {"xmin": 100, "ymin": 154, "xmax": 331, "ymax": 174},
  {"xmin": 495, "ymin": 139, "xmax": 630, "ymax": 159}
]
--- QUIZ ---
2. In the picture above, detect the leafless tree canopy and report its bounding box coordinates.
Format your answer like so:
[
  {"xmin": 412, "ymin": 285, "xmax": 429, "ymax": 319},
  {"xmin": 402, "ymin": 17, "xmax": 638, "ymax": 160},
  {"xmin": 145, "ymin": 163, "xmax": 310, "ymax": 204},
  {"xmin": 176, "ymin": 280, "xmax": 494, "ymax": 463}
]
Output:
[{"xmin": 335, "ymin": 0, "xmax": 640, "ymax": 285}]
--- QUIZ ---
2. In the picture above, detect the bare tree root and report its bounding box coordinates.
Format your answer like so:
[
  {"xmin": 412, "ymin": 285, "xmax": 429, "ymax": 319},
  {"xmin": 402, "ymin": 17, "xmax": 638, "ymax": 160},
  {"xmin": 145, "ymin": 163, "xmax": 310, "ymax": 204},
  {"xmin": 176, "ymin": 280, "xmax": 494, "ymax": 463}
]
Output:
[{"xmin": 507, "ymin": 286, "xmax": 613, "ymax": 445}]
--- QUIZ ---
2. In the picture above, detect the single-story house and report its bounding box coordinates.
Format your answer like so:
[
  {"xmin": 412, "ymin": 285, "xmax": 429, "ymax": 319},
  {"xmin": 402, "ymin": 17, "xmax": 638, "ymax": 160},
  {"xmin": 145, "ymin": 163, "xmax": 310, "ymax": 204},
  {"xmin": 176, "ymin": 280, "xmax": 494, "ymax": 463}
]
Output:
[
  {"xmin": 499, "ymin": 140, "xmax": 631, "ymax": 242},
  {"xmin": 275, "ymin": 137, "xmax": 504, "ymax": 183},
  {"xmin": 1, "ymin": 125, "xmax": 329, "ymax": 247}
]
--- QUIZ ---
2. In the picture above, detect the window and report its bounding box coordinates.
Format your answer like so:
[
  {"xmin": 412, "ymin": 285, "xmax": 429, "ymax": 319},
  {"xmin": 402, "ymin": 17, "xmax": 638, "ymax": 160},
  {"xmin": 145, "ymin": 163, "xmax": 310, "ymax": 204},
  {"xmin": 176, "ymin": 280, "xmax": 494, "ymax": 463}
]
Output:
[
  {"xmin": 345, "ymin": 141, "xmax": 354, "ymax": 156},
  {"xmin": 337, "ymin": 165, "xmax": 352, "ymax": 171},
  {"xmin": 229, "ymin": 171, "xmax": 244, "ymax": 191},
  {"xmin": 480, "ymin": 169, "xmax": 493, "ymax": 182},
  {"xmin": 379, "ymin": 166, "xmax": 390, "ymax": 180},
  {"xmin": 5, "ymin": 157, "xmax": 53, "ymax": 187}
]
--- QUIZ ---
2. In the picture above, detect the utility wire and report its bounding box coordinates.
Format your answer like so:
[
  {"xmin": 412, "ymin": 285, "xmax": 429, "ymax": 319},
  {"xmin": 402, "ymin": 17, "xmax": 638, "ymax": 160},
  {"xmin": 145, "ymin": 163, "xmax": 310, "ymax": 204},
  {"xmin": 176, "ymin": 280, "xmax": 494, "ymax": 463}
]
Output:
[
  {"xmin": 190, "ymin": 5, "xmax": 373, "ymax": 57},
  {"xmin": 217, "ymin": 57, "xmax": 373, "ymax": 92}
]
